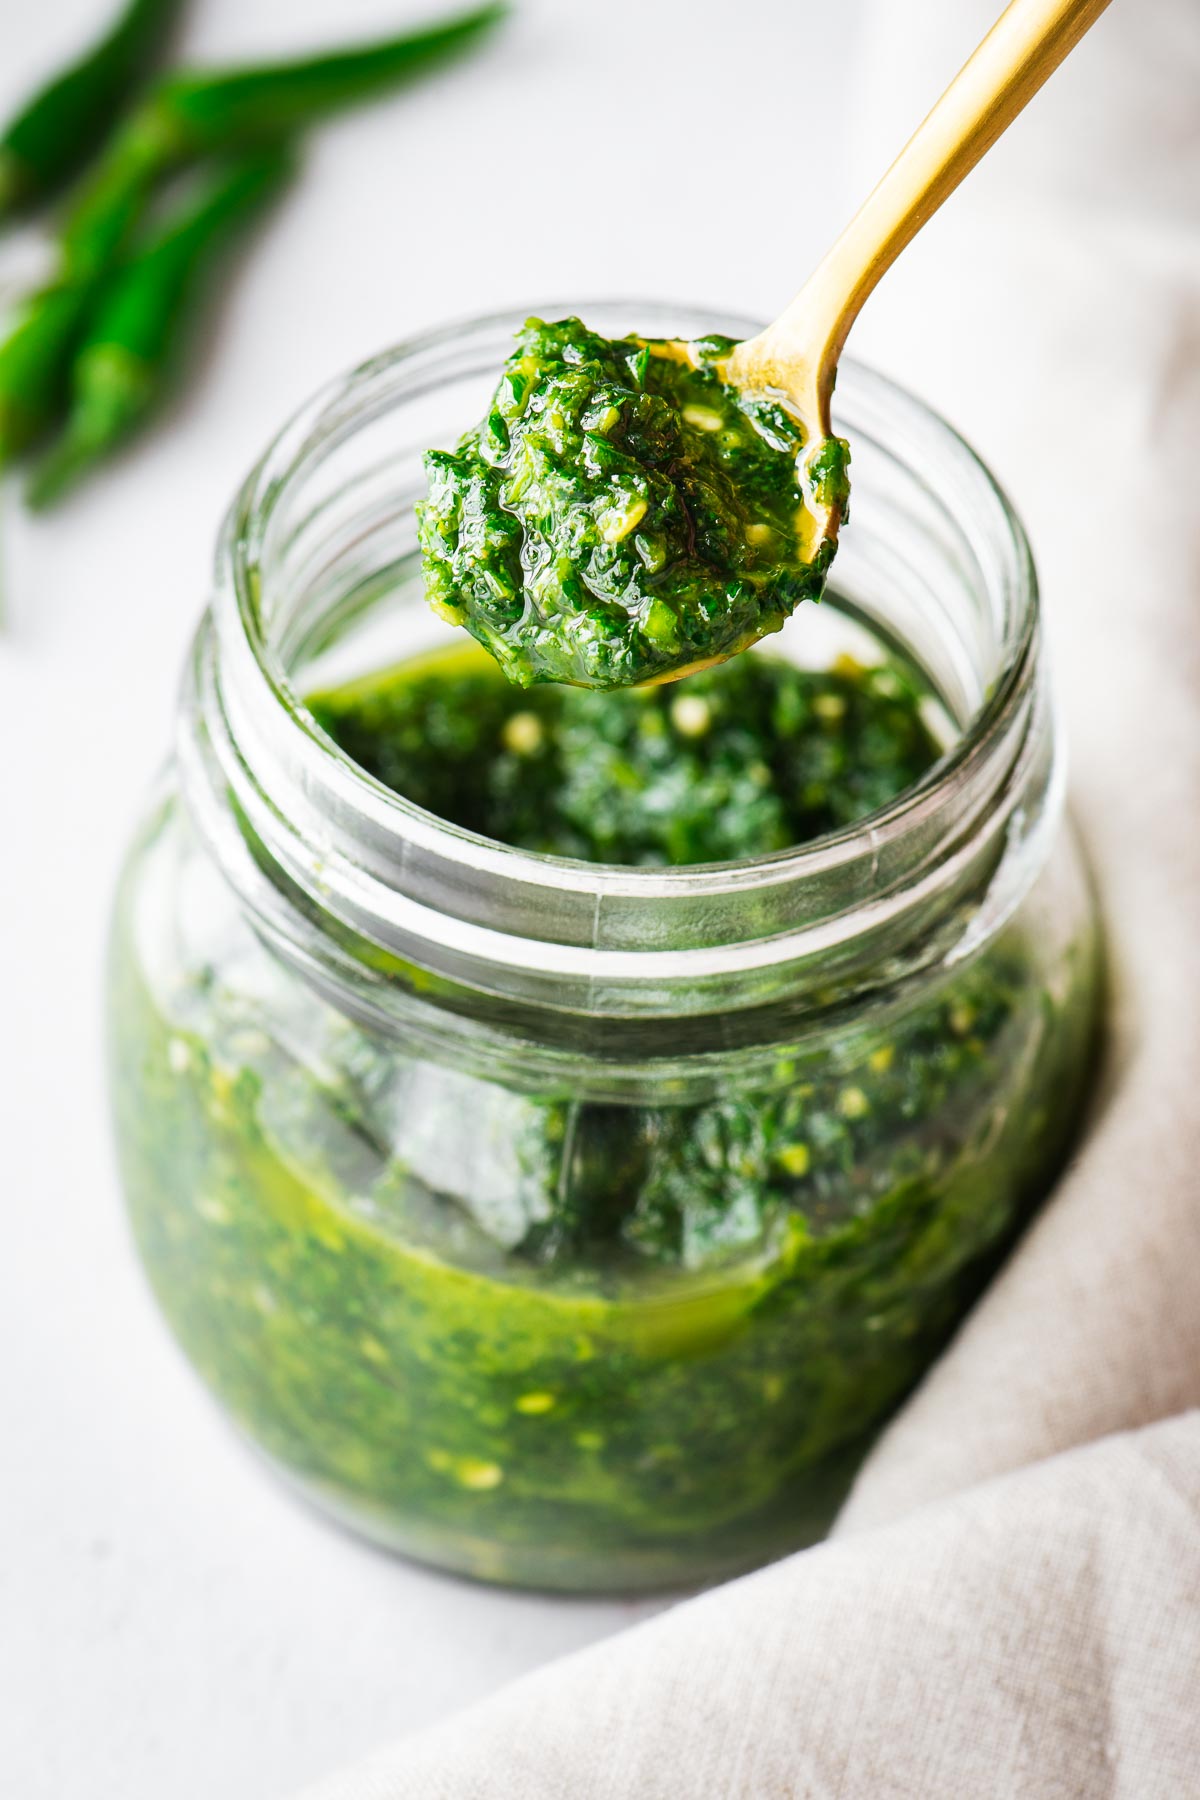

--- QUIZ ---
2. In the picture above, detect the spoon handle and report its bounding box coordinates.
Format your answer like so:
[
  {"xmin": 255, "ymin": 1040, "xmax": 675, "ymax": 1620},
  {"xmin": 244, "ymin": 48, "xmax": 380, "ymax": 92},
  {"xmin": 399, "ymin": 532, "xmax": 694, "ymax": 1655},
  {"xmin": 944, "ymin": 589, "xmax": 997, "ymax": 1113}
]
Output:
[{"xmin": 730, "ymin": 0, "xmax": 1112, "ymax": 429}]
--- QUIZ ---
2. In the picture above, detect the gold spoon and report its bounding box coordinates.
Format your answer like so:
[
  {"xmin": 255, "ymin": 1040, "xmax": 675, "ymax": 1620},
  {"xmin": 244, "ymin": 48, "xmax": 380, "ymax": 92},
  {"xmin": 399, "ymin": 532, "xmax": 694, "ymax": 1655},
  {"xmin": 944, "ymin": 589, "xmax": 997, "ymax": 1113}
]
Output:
[{"xmin": 644, "ymin": 0, "xmax": 1112, "ymax": 686}]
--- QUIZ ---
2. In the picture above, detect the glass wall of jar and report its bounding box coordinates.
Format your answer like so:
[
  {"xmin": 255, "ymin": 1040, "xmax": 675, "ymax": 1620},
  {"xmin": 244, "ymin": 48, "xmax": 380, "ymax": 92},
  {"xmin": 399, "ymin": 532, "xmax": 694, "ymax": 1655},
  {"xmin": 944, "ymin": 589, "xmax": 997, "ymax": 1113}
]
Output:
[{"xmin": 107, "ymin": 303, "xmax": 1101, "ymax": 1593}]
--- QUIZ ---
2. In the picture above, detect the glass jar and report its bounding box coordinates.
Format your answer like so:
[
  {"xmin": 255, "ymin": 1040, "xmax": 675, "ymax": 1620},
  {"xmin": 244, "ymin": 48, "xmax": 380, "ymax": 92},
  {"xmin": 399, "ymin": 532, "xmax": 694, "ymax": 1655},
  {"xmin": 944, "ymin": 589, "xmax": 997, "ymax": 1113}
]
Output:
[{"xmin": 108, "ymin": 301, "xmax": 1100, "ymax": 1593}]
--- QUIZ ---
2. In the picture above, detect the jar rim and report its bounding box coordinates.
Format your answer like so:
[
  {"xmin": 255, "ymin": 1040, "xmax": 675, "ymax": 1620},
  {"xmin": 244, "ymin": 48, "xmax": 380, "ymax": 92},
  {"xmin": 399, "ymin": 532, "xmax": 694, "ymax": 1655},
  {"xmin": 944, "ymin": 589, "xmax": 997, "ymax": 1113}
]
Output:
[{"xmin": 189, "ymin": 299, "xmax": 1055, "ymax": 1022}]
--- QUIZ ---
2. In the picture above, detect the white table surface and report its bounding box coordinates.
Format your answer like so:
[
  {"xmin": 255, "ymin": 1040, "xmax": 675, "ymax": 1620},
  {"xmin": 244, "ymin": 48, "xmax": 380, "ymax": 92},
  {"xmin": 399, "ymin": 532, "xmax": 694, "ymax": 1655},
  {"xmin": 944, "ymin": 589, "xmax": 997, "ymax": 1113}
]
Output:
[{"xmin": 0, "ymin": 3, "xmax": 862, "ymax": 1795}]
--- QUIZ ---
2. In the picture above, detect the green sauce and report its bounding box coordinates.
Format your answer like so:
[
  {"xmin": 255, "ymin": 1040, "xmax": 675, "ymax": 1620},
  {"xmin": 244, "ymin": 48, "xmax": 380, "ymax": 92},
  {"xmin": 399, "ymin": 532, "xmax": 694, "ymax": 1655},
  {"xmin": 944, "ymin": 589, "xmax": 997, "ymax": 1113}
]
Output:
[
  {"xmin": 109, "ymin": 643, "xmax": 1097, "ymax": 1589},
  {"xmin": 309, "ymin": 645, "xmax": 937, "ymax": 867},
  {"xmin": 418, "ymin": 316, "xmax": 849, "ymax": 689}
]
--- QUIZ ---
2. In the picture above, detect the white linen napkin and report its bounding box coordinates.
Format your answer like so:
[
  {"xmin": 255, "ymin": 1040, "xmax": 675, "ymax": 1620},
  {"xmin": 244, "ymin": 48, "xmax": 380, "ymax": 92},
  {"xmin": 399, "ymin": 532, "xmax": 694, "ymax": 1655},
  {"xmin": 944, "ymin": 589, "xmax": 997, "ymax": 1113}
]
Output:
[{"xmin": 296, "ymin": 1, "xmax": 1200, "ymax": 1791}]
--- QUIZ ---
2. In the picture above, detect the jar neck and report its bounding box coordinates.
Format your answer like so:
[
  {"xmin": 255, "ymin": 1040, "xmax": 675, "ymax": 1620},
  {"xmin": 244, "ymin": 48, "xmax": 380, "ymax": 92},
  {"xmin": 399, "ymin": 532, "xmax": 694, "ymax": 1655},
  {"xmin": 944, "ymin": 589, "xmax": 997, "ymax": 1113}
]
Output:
[{"xmin": 177, "ymin": 304, "xmax": 1059, "ymax": 1055}]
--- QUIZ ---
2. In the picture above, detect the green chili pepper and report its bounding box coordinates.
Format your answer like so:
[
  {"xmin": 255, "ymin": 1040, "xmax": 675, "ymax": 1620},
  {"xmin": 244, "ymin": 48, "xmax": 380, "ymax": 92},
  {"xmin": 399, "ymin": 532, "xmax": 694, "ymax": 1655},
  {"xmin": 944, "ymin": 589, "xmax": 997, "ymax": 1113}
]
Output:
[
  {"xmin": 60, "ymin": 143, "xmax": 162, "ymax": 283},
  {"xmin": 0, "ymin": 287, "xmax": 92, "ymax": 466},
  {"xmin": 111, "ymin": 3, "xmax": 506, "ymax": 171},
  {"xmin": 0, "ymin": 0, "xmax": 185, "ymax": 222},
  {"xmin": 0, "ymin": 153, "xmax": 160, "ymax": 466},
  {"xmin": 0, "ymin": 1, "xmax": 505, "ymax": 478},
  {"xmin": 29, "ymin": 148, "xmax": 295, "ymax": 508}
]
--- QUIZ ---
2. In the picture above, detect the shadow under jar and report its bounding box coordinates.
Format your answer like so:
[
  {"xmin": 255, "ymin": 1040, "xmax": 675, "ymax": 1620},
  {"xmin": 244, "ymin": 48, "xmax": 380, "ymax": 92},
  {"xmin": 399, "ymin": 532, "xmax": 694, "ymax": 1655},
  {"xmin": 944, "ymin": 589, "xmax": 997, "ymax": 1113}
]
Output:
[{"xmin": 108, "ymin": 302, "xmax": 1100, "ymax": 1593}]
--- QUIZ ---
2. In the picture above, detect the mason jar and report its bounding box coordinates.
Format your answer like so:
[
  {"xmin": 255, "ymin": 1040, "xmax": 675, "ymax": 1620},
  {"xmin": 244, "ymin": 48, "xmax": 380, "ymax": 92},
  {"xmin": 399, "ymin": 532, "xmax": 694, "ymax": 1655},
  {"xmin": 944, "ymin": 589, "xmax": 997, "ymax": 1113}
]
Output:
[{"xmin": 107, "ymin": 301, "xmax": 1100, "ymax": 1593}]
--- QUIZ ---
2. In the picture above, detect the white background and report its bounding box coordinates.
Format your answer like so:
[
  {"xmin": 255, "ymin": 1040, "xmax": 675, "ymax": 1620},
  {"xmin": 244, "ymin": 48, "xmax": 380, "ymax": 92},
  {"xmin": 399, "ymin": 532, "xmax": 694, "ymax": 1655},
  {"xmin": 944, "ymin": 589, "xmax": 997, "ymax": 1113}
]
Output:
[{"xmin": 0, "ymin": 3, "xmax": 868, "ymax": 1797}]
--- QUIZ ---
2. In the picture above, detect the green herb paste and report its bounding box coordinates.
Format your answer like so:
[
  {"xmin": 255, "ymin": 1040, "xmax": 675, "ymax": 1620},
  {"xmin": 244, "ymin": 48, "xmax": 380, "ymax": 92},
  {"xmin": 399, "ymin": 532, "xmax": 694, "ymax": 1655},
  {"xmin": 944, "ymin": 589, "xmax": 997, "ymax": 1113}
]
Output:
[
  {"xmin": 109, "ymin": 646, "xmax": 1096, "ymax": 1589},
  {"xmin": 417, "ymin": 316, "xmax": 850, "ymax": 689},
  {"xmin": 309, "ymin": 645, "xmax": 937, "ymax": 866}
]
